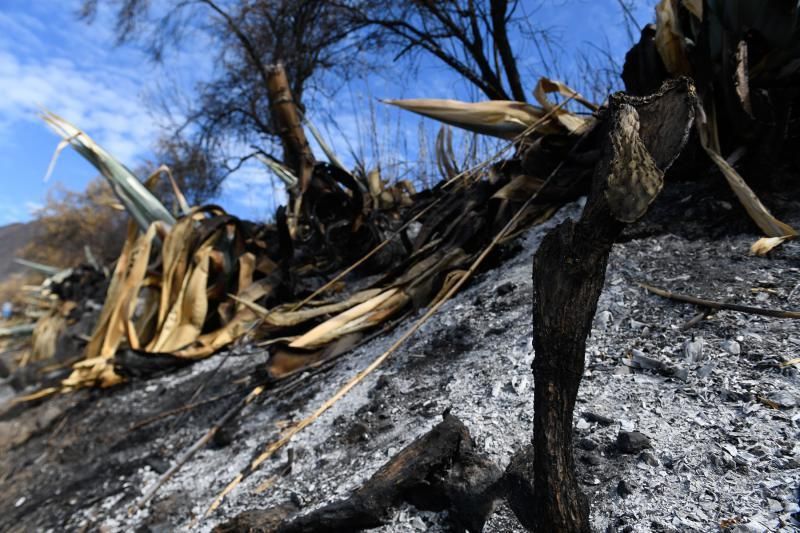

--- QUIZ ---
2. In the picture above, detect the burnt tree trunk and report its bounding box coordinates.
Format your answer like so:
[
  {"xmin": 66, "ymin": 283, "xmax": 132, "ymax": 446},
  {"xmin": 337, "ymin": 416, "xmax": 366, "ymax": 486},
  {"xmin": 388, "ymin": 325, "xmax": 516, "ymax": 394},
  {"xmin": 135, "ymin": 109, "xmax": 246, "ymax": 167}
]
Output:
[{"xmin": 522, "ymin": 79, "xmax": 697, "ymax": 532}]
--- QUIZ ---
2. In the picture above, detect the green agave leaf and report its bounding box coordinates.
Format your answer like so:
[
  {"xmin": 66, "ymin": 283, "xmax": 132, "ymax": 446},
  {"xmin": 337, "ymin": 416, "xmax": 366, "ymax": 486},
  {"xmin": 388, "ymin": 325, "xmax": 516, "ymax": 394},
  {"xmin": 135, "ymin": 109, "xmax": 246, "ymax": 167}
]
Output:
[
  {"xmin": 41, "ymin": 111, "xmax": 175, "ymax": 231},
  {"xmin": 256, "ymin": 153, "xmax": 298, "ymax": 188},
  {"xmin": 301, "ymin": 113, "xmax": 347, "ymax": 172},
  {"xmin": 13, "ymin": 257, "xmax": 62, "ymax": 276}
]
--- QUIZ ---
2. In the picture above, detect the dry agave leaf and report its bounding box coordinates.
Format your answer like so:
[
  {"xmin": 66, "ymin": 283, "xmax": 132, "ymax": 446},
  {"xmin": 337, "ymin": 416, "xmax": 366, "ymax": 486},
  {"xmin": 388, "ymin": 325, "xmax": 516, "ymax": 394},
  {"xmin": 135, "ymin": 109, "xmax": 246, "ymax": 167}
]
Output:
[
  {"xmin": 69, "ymin": 223, "xmax": 158, "ymax": 388},
  {"xmin": 63, "ymin": 356, "xmax": 122, "ymax": 389},
  {"xmin": 113, "ymin": 225, "xmax": 159, "ymax": 355},
  {"xmin": 237, "ymin": 253, "xmax": 256, "ymax": 305},
  {"xmin": 492, "ymin": 174, "xmax": 546, "ymax": 202},
  {"xmin": 257, "ymin": 153, "xmax": 298, "ymax": 188},
  {"xmin": 12, "ymin": 387, "xmax": 59, "ymax": 403},
  {"xmin": 382, "ymin": 98, "xmax": 555, "ymax": 139},
  {"xmin": 236, "ymin": 288, "xmax": 384, "ymax": 328},
  {"xmin": 682, "ymin": 0, "xmax": 702, "ymax": 19},
  {"xmin": 696, "ymin": 103, "xmax": 797, "ymax": 237},
  {"xmin": 655, "ymin": 0, "xmax": 692, "ymax": 76},
  {"xmin": 704, "ymin": 148, "xmax": 796, "ymax": 236},
  {"xmin": 533, "ymin": 77, "xmax": 597, "ymax": 134},
  {"xmin": 173, "ymin": 307, "xmax": 258, "ymax": 359},
  {"xmin": 156, "ymin": 214, "xmax": 198, "ymax": 331},
  {"xmin": 85, "ymin": 222, "xmax": 157, "ymax": 360},
  {"xmin": 301, "ymin": 113, "xmax": 347, "ymax": 172},
  {"xmin": 171, "ymin": 278, "xmax": 276, "ymax": 359},
  {"xmin": 268, "ymin": 333, "xmax": 363, "ymax": 379},
  {"xmin": 289, "ymin": 288, "xmax": 406, "ymax": 350},
  {"xmin": 267, "ymin": 347, "xmax": 327, "ymax": 379},
  {"xmin": 385, "ymin": 78, "xmax": 595, "ymax": 140},
  {"xmin": 435, "ymin": 125, "xmax": 459, "ymax": 181},
  {"xmin": 367, "ymin": 168, "xmax": 383, "ymax": 209},
  {"xmin": 534, "ymin": 77, "xmax": 597, "ymax": 112},
  {"xmin": 149, "ymin": 232, "xmax": 219, "ymax": 353},
  {"xmin": 750, "ymin": 235, "xmax": 794, "ymax": 256},
  {"xmin": 146, "ymin": 165, "xmax": 191, "ymax": 216},
  {"xmin": 26, "ymin": 302, "xmax": 74, "ymax": 364},
  {"xmin": 161, "ymin": 250, "xmax": 211, "ymax": 352},
  {"xmin": 80, "ymin": 222, "xmax": 131, "ymax": 359},
  {"xmin": 13, "ymin": 258, "xmax": 62, "ymax": 276},
  {"xmin": 132, "ymin": 285, "xmax": 160, "ymax": 348}
]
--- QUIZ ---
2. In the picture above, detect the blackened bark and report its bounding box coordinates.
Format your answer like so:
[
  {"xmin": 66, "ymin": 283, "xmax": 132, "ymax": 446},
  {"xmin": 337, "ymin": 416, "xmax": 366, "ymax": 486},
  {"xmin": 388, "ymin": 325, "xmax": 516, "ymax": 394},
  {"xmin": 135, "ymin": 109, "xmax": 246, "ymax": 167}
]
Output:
[
  {"xmin": 217, "ymin": 413, "xmax": 502, "ymax": 533},
  {"xmin": 519, "ymin": 79, "xmax": 697, "ymax": 532}
]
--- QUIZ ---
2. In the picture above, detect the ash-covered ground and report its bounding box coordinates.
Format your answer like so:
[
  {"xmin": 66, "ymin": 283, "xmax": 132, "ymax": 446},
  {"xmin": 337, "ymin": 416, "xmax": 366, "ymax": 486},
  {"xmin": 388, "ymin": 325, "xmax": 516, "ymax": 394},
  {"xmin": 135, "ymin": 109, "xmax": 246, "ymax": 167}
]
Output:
[{"xmin": 1, "ymin": 181, "xmax": 799, "ymax": 532}]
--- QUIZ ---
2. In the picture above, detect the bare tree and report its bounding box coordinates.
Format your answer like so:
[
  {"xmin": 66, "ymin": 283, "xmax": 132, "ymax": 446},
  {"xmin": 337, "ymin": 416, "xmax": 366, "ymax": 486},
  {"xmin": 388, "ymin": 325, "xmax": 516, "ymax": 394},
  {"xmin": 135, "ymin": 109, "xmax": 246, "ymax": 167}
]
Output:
[
  {"xmin": 347, "ymin": 0, "xmax": 529, "ymax": 102},
  {"xmin": 84, "ymin": 0, "xmax": 380, "ymax": 182}
]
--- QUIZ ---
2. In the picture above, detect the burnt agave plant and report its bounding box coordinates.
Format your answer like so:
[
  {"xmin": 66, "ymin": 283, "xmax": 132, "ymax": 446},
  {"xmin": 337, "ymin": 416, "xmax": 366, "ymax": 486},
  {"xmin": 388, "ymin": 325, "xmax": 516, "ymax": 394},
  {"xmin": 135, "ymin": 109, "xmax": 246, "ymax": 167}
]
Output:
[{"xmin": 624, "ymin": 0, "xmax": 800, "ymax": 189}]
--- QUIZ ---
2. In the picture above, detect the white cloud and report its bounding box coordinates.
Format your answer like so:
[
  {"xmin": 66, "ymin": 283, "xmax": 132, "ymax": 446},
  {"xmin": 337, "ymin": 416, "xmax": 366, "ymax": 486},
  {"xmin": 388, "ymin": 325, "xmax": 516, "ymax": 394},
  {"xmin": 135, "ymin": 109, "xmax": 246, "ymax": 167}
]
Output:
[
  {"xmin": 0, "ymin": 47, "xmax": 160, "ymax": 164},
  {"xmin": 0, "ymin": 1, "xmax": 213, "ymax": 168},
  {"xmin": 24, "ymin": 201, "xmax": 43, "ymax": 214}
]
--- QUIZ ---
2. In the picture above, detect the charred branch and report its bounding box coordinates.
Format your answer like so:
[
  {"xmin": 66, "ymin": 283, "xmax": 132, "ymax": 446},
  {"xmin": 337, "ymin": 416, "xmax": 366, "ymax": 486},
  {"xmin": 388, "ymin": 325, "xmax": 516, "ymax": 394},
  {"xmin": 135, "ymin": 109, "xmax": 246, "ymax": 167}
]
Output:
[{"xmin": 216, "ymin": 413, "xmax": 502, "ymax": 533}]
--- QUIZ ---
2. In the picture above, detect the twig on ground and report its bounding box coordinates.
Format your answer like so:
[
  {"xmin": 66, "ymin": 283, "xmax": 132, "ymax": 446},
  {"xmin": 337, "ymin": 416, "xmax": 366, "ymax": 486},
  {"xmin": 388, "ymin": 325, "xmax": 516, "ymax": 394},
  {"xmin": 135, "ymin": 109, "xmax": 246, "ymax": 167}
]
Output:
[
  {"xmin": 134, "ymin": 312, "xmax": 409, "ymax": 510},
  {"xmin": 134, "ymin": 385, "xmax": 265, "ymax": 511},
  {"xmin": 168, "ymin": 348, "xmax": 235, "ymax": 433},
  {"xmin": 128, "ymin": 390, "xmax": 243, "ymax": 432},
  {"xmin": 680, "ymin": 309, "xmax": 710, "ymax": 330},
  {"xmin": 639, "ymin": 283, "xmax": 800, "ymax": 319}
]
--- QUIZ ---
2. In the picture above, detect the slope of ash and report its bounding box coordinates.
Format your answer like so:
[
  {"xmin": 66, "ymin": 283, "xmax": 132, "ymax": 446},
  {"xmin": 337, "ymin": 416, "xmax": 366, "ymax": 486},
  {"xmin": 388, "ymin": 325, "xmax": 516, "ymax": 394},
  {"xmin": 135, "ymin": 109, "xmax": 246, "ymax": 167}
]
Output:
[{"xmin": 1, "ymin": 182, "xmax": 798, "ymax": 532}]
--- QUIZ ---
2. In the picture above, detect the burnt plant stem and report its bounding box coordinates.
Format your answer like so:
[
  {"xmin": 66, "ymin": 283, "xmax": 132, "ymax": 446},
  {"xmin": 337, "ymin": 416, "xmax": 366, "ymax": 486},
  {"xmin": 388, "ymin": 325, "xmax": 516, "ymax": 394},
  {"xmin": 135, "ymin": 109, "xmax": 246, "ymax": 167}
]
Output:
[{"xmin": 526, "ymin": 79, "xmax": 697, "ymax": 531}]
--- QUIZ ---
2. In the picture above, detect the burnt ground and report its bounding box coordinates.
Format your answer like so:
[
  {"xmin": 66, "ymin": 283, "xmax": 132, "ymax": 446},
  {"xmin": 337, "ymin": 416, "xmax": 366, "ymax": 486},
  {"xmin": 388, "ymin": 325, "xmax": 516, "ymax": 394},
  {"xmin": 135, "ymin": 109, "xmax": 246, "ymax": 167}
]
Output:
[{"xmin": 0, "ymin": 178, "xmax": 799, "ymax": 532}]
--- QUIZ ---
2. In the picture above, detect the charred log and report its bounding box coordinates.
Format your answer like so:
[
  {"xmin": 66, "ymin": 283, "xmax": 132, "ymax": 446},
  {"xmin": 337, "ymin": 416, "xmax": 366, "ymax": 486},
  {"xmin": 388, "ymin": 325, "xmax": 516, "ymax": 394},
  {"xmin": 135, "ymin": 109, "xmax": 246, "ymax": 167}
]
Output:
[{"xmin": 216, "ymin": 413, "xmax": 503, "ymax": 533}]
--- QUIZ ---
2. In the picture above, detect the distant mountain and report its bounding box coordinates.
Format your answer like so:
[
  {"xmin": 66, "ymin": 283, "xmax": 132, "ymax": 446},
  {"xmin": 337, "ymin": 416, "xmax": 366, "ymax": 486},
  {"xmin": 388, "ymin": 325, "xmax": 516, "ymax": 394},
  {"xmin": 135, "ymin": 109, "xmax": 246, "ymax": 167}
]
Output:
[{"xmin": 0, "ymin": 221, "xmax": 38, "ymax": 282}]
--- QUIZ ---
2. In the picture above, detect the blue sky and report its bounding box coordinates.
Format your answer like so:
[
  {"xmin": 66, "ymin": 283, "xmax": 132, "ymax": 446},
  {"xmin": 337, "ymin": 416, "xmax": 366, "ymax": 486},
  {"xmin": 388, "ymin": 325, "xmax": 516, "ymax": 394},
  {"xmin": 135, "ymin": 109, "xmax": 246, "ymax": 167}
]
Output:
[{"xmin": 0, "ymin": 0, "xmax": 654, "ymax": 226}]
